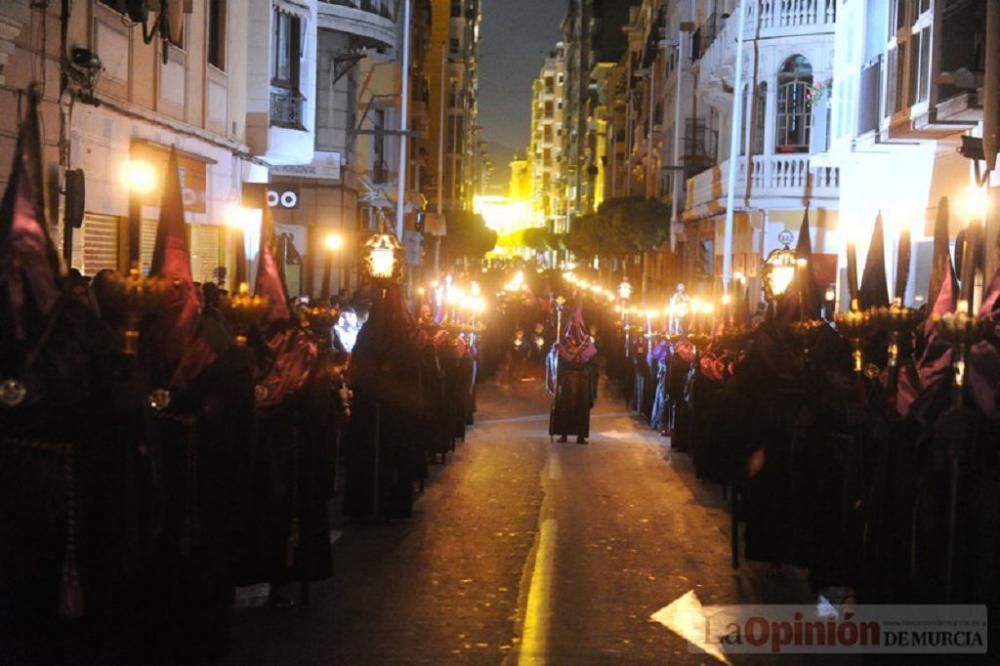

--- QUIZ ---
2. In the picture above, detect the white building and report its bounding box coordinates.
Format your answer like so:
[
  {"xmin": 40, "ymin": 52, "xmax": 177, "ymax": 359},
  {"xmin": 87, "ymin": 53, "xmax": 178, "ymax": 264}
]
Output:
[
  {"xmin": 821, "ymin": 0, "xmax": 999, "ymax": 307},
  {"xmin": 681, "ymin": 0, "xmax": 840, "ymax": 295}
]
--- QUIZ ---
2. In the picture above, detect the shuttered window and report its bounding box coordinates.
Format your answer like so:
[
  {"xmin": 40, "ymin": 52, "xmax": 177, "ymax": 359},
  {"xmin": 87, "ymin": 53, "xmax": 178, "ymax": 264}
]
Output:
[
  {"xmin": 140, "ymin": 219, "xmax": 158, "ymax": 275},
  {"xmin": 81, "ymin": 215, "xmax": 120, "ymax": 275},
  {"xmin": 190, "ymin": 224, "xmax": 221, "ymax": 284}
]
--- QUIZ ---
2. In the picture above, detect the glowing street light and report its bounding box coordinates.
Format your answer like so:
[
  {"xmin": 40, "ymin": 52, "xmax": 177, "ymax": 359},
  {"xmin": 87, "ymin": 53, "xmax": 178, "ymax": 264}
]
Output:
[
  {"xmin": 120, "ymin": 159, "xmax": 157, "ymax": 195},
  {"xmin": 325, "ymin": 232, "xmax": 345, "ymax": 252},
  {"xmin": 321, "ymin": 231, "xmax": 347, "ymax": 298},
  {"xmin": 618, "ymin": 279, "xmax": 632, "ymax": 301},
  {"xmin": 961, "ymin": 184, "xmax": 990, "ymax": 222},
  {"xmin": 122, "ymin": 158, "xmax": 159, "ymax": 268}
]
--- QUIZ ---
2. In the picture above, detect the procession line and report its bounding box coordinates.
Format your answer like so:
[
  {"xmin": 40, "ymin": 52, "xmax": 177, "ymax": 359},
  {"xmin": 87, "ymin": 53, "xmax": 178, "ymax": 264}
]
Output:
[{"xmin": 518, "ymin": 517, "xmax": 557, "ymax": 666}]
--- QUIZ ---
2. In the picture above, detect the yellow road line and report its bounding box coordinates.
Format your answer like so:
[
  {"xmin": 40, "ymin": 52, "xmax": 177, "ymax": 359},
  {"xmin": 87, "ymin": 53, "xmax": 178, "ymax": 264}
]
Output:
[{"xmin": 518, "ymin": 517, "xmax": 558, "ymax": 666}]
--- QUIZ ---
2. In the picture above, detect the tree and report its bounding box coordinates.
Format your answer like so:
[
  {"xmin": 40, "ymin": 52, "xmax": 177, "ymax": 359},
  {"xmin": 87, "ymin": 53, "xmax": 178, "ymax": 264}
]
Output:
[
  {"xmin": 441, "ymin": 210, "xmax": 497, "ymax": 264},
  {"xmin": 565, "ymin": 197, "xmax": 671, "ymax": 261}
]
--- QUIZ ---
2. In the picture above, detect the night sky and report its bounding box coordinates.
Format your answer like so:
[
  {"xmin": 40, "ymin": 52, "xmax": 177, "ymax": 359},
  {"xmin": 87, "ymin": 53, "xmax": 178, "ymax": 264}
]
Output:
[{"xmin": 479, "ymin": 0, "xmax": 566, "ymax": 188}]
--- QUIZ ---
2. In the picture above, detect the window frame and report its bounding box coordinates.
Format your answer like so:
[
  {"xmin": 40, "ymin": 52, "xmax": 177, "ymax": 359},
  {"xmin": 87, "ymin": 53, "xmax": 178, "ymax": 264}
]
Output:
[
  {"xmin": 775, "ymin": 55, "xmax": 813, "ymax": 153},
  {"xmin": 207, "ymin": 0, "xmax": 227, "ymax": 72},
  {"xmin": 271, "ymin": 8, "xmax": 301, "ymax": 92}
]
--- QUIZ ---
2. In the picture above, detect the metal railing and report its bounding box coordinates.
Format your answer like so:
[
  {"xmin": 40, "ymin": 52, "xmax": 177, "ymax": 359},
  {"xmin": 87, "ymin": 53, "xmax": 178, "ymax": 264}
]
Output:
[
  {"xmin": 270, "ymin": 89, "xmax": 306, "ymax": 130},
  {"xmin": 694, "ymin": 0, "xmax": 837, "ymax": 65}
]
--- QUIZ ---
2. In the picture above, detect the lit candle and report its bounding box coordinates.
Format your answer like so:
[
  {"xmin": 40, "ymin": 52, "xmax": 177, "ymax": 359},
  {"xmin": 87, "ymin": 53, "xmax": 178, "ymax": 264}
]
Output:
[
  {"xmin": 846, "ymin": 228, "xmax": 860, "ymax": 310},
  {"xmin": 894, "ymin": 221, "xmax": 911, "ymax": 307}
]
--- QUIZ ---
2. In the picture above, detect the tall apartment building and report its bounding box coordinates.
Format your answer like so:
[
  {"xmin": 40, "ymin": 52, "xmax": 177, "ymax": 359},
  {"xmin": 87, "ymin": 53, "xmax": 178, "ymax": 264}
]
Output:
[
  {"xmin": 528, "ymin": 43, "xmax": 567, "ymax": 232},
  {"xmin": 422, "ymin": 0, "xmax": 481, "ymax": 223},
  {"xmin": 560, "ymin": 0, "xmax": 638, "ymax": 223}
]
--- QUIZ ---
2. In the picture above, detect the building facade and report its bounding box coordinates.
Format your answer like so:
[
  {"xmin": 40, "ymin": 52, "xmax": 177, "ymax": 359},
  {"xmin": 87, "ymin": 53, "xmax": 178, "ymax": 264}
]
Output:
[
  {"xmin": 528, "ymin": 42, "xmax": 567, "ymax": 232},
  {"xmin": 0, "ymin": 0, "xmax": 485, "ymax": 295},
  {"xmin": 0, "ymin": 0, "xmax": 259, "ymax": 284},
  {"xmin": 821, "ymin": 0, "xmax": 999, "ymax": 308}
]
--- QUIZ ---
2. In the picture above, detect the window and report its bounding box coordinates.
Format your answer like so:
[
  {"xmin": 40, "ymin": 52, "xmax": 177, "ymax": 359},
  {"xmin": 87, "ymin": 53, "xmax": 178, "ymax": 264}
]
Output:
[
  {"xmin": 272, "ymin": 9, "xmax": 301, "ymax": 91},
  {"xmin": 207, "ymin": 0, "xmax": 226, "ymax": 70},
  {"xmin": 449, "ymin": 38, "xmax": 460, "ymax": 55},
  {"xmin": 451, "ymin": 1, "xmax": 462, "ymax": 17},
  {"xmin": 776, "ymin": 55, "xmax": 812, "ymax": 153}
]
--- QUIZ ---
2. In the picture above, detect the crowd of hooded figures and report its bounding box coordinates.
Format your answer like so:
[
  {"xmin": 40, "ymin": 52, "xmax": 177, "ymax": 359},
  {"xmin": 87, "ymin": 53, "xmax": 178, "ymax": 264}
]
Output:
[
  {"xmin": 598, "ymin": 203, "xmax": 1000, "ymax": 649},
  {"xmin": 0, "ymin": 93, "xmax": 480, "ymax": 664}
]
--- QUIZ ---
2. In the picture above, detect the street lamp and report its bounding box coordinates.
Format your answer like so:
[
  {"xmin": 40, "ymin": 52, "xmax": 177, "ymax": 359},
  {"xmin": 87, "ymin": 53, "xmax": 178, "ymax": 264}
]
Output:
[
  {"xmin": 618, "ymin": 279, "xmax": 632, "ymax": 351},
  {"xmin": 225, "ymin": 203, "xmax": 257, "ymax": 288},
  {"xmin": 121, "ymin": 159, "xmax": 157, "ymax": 269},
  {"xmin": 762, "ymin": 245, "xmax": 799, "ymax": 302},
  {"xmin": 322, "ymin": 231, "xmax": 345, "ymax": 300}
]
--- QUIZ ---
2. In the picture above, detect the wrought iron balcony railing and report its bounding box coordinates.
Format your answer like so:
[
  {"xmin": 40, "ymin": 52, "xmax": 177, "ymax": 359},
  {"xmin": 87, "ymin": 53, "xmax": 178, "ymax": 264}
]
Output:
[{"xmin": 270, "ymin": 89, "xmax": 306, "ymax": 130}]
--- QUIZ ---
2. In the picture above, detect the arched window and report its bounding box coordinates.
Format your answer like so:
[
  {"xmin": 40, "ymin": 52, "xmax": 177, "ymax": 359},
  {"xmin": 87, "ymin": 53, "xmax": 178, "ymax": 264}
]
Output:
[{"xmin": 776, "ymin": 55, "xmax": 812, "ymax": 153}]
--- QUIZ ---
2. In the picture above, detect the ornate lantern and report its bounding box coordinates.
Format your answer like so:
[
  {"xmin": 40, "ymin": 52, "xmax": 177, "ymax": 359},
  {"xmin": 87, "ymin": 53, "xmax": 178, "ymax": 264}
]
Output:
[
  {"xmin": 363, "ymin": 232, "xmax": 403, "ymax": 282},
  {"xmin": 871, "ymin": 303, "xmax": 922, "ymax": 369},
  {"xmin": 303, "ymin": 305, "xmax": 340, "ymax": 345},
  {"xmin": 762, "ymin": 245, "xmax": 799, "ymax": 301},
  {"xmin": 104, "ymin": 267, "xmax": 169, "ymax": 355},
  {"xmin": 222, "ymin": 283, "xmax": 269, "ymax": 346},
  {"xmin": 932, "ymin": 309, "xmax": 989, "ymax": 389},
  {"xmin": 835, "ymin": 307, "xmax": 874, "ymax": 374}
]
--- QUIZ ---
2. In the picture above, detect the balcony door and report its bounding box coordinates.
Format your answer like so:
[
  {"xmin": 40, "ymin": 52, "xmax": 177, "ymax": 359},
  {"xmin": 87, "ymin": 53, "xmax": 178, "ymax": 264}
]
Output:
[
  {"xmin": 776, "ymin": 55, "xmax": 812, "ymax": 153},
  {"xmin": 271, "ymin": 7, "xmax": 303, "ymax": 129}
]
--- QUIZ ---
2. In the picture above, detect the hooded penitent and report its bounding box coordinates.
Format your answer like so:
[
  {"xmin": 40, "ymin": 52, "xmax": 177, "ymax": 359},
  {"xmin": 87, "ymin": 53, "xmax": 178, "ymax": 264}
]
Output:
[
  {"xmin": 0, "ymin": 87, "xmax": 62, "ymax": 351},
  {"xmin": 254, "ymin": 204, "xmax": 316, "ymax": 408},
  {"xmin": 557, "ymin": 306, "xmax": 597, "ymax": 364},
  {"xmin": 147, "ymin": 147, "xmax": 216, "ymax": 389},
  {"xmin": 794, "ymin": 207, "xmax": 823, "ymax": 319},
  {"xmin": 147, "ymin": 149, "xmax": 199, "ymax": 363},
  {"xmin": 859, "ymin": 212, "xmax": 890, "ymax": 310},
  {"xmin": 255, "ymin": 204, "xmax": 291, "ymax": 326},
  {"xmin": 916, "ymin": 198, "xmax": 959, "ymax": 393}
]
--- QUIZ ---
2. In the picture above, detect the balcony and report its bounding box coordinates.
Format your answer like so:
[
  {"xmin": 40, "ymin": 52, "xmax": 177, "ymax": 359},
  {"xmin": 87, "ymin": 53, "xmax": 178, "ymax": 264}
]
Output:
[
  {"xmin": 270, "ymin": 89, "xmax": 306, "ymax": 130},
  {"xmin": 317, "ymin": 0, "xmax": 395, "ymax": 48},
  {"xmin": 695, "ymin": 0, "xmax": 836, "ymax": 83},
  {"xmin": 685, "ymin": 154, "xmax": 839, "ymax": 219}
]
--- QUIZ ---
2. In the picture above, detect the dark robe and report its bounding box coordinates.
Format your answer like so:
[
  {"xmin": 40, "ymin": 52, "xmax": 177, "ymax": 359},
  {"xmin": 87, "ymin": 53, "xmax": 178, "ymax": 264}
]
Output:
[{"xmin": 547, "ymin": 353, "xmax": 594, "ymax": 439}]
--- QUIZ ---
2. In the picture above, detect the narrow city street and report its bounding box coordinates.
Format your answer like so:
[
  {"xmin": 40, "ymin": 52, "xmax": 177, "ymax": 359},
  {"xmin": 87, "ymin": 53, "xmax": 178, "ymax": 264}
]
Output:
[{"xmin": 227, "ymin": 378, "xmax": 816, "ymax": 665}]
